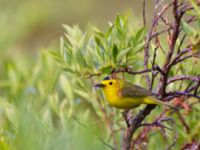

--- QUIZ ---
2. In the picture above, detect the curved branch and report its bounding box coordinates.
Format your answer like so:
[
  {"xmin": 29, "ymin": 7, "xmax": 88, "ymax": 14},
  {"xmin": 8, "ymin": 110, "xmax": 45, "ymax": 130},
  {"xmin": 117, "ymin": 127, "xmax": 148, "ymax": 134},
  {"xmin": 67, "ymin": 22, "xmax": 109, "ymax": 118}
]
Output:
[
  {"xmin": 167, "ymin": 75, "xmax": 200, "ymax": 84},
  {"xmin": 167, "ymin": 91, "xmax": 200, "ymax": 99}
]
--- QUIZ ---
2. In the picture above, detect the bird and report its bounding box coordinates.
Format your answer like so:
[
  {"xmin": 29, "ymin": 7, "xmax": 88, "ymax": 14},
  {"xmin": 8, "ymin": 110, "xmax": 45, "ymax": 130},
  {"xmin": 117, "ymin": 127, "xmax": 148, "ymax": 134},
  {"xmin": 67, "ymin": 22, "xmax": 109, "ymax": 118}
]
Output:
[{"xmin": 95, "ymin": 76, "xmax": 177, "ymax": 109}]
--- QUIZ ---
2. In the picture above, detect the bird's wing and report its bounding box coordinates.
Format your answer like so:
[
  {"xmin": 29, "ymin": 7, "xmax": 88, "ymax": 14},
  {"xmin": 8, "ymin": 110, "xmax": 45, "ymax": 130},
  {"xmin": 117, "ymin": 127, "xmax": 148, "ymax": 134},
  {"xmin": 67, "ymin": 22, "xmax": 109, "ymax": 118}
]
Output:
[{"xmin": 120, "ymin": 81, "xmax": 152, "ymax": 97}]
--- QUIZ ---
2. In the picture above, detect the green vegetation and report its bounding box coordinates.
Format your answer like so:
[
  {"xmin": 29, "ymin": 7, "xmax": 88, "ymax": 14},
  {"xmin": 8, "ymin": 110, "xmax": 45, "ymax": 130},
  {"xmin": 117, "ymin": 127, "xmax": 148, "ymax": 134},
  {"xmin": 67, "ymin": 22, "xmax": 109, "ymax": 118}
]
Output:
[{"xmin": 0, "ymin": 0, "xmax": 200, "ymax": 150}]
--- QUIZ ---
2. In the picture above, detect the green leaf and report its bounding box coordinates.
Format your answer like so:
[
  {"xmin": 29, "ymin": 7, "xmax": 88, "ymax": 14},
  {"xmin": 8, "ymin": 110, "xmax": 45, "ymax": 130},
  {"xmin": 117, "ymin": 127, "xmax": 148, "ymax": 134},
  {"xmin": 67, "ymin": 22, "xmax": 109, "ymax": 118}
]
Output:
[
  {"xmin": 62, "ymin": 67, "xmax": 75, "ymax": 73},
  {"xmin": 134, "ymin": 41, "xmax": 145, "ymax": 53},
  {"xmin": 94, "ymin": 36, "xmax": 103, "ymax": 47},
  {"xmin": 112, "ymin": 43, "xmax": 118, "ymax": 63},
  {"xmin": 63, "ymin": 24, "xmax": 84, "ymax": 47},
  {"xmin": 190, "ymin": 0, "xmax": 200, "ymax": 18},
  {"xmin": 117, "ymin": 47, "xmax": 132, "ymax": 62},
  {"xmin": 135, "ymin": 27, "xmax": 145, "ymax": 44},
  {"xmin": 105, "ymin": 23, "xmax": 114, "ymax": 38},
  {"xmin": 74, "ymin": 90, "xmax": 89, "ymax": 100},
  {"xmin": 48, "ymin": 51, "xmax": 63, "ymax": 63},
  {"xmin": 115, "ymin": 15, "xmax": 127, "ymax": 40},
  {"xmin": 74, "ymin": 48, "xmax": 87, "ymax": 68},
  {"xmin": 60, "ymin": 36, "xmax": 64, "ymax": 56},
  {"xmin": 181, "ymin": 21, "xmax": 194, "ymax": 37},
  {"xmin": 63, "ymin": 42, "xmax": 73, "ymax": 64},
  {"xmin": 93, "ymin": 27, "xmax": 104, "ymax": 38},
  {"xmin": 99, "ymin": 65, "xmax": 113, "ymax": 74},
  {"xmin": 115, "ymin": 15, "xmax": 124, "ymax": 29},
  {"xmin": 60, "ymin": 75, "xmax": 74, "ymax": 101}
]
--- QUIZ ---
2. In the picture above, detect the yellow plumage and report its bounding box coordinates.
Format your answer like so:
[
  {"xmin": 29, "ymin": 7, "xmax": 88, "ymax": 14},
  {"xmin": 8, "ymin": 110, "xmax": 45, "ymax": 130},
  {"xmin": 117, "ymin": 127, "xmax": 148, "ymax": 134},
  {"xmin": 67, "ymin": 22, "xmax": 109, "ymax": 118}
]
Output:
[{"xmin": 95, "ymin": 78, "xmax": 176, "ymax": 109}]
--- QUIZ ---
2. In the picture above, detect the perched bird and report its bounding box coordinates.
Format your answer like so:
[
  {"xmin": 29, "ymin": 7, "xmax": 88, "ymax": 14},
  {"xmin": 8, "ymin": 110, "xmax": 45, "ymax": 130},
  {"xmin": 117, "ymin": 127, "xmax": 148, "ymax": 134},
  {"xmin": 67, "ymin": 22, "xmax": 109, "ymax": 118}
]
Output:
[{"xmin": 95, "ymin": 77, "xmax": 176, "ymax": 109}]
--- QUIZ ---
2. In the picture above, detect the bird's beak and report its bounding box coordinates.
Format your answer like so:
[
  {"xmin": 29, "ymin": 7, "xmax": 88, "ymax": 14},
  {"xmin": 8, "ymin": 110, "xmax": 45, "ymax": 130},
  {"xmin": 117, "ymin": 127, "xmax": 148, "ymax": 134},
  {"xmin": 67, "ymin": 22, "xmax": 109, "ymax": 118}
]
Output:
[{"xmin": 94, "ymin": 83, "xmax": 105, "ymax": 88}]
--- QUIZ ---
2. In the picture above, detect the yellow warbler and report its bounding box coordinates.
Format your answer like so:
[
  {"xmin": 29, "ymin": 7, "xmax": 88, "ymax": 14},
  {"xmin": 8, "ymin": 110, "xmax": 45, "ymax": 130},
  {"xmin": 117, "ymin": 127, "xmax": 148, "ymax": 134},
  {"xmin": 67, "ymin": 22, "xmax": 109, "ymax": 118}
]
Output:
[{"xmin": 95, "ymin": 77, "xmax": 176, "ymax": 109}]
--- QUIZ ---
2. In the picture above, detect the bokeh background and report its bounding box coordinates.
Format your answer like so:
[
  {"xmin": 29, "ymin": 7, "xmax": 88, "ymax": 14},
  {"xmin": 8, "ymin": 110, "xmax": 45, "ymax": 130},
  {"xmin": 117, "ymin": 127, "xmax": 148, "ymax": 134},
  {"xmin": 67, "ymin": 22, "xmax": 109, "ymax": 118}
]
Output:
[{"xmin": 0, "ymin": 0, "xmax": 154, "ymax": 55}]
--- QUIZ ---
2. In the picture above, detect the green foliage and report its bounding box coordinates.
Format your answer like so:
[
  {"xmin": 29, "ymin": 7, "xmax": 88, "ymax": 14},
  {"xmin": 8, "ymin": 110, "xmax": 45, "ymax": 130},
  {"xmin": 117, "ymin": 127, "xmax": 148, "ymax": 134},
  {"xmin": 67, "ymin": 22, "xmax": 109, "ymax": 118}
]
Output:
[
  {"xmin": 0, "ymin": 51, "xmax": 108, "ymax": 150},
  {"xmin": 50, "ymin": 15, "xmax": 145, "ymax": 78},
  {"xmin": 0, "ymin": 5, "xmax": 200, "ymax": 149},
  {"xmin": 181, "ymin": 21, "xmax": 200, "ymax": 45}
]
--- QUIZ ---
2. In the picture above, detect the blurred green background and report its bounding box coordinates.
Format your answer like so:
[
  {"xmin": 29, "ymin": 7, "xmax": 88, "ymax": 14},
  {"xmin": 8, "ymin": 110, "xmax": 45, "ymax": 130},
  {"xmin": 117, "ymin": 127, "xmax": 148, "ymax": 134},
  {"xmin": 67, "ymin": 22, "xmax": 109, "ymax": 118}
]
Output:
[{"xmin": 0, "ymin": 0, "xmax": 153, "ymax": 55}]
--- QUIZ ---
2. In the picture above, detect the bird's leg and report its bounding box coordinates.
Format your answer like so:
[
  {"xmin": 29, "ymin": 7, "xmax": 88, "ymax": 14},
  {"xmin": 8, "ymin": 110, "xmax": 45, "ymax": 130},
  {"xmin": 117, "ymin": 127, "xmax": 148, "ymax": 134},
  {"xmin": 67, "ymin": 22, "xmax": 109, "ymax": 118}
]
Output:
[{"xmin": 122, "ymin": 109, "xmax": 130, "ymax": 127}]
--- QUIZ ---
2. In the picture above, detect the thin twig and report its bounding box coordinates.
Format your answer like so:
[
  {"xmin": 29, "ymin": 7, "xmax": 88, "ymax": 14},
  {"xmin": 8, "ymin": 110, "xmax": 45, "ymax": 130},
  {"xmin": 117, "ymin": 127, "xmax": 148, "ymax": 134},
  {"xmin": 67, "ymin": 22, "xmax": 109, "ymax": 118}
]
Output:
[
  {"xmin": 150, "ymin": 27, "xmax": 172, "ymax": 40},
  {"xmin": 194, "ymin": 80, "xmax": 200, "ymax": 96},
  {"xmin": 141, "ymin": 117, "xmax": 174, "ymax": 131},
  {"xmin": 161, "ymin": 16, "xmax": 173, "ymax": 29},
  {"xmin": 97, "ymin": 137, "xmax": 116, "ymax": 150},
  {"xmin": 170, "ymin": 48, "xmax": 191, "ymax": 66},
  {"xmin": 177, "ymin": 34, "xmax": 186, "ymax": 53},
  {"xmin": 173, "ymin": 54, "xmax": 193, "ymax": 65},
  {"xmin": 143, "ymin": 0, "xmax": 146, "ymax": 26},
  {"xmin": 185, "ymin": 80, "xmax": 195, "ymax": 91},
  {"xmin": 158, "ymin": 0, "xmax": 182, "ymax": 97},
  {"xmin": 114, "ymin": 68, "xmax": 151, "ymax": 75},
  {"xmin": 186, "ymin": 82, "xmax": 200, "ymax": 93},
  {"xmin": 176, "ymin": 111, "xmax": 190, "ymax": 133},
  {"xmin": 167, "ymin": 91, "xmax": 200, "ymax": 99},
  {"xmin": 167, "ymin": 75, "xmax": 200, "ymax": 84},
  {"xmin": 150, "ymin": 43, "xmax": 159, "ymax": 90}
]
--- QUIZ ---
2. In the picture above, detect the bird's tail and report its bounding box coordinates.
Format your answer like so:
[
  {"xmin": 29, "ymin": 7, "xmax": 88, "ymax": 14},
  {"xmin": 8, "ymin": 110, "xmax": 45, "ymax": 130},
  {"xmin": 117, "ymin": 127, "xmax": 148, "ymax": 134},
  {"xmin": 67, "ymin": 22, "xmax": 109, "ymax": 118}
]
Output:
[{"xmin": 144, "ymin": 96, "xmax": 178, "ymax": 110}]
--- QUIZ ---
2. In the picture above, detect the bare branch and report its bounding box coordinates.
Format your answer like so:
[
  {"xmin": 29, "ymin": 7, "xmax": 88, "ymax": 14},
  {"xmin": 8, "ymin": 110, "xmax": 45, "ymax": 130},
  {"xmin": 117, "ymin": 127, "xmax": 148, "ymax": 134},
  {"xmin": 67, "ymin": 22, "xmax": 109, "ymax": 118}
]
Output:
[
  {"xmin": 173, "ymin": 54, "xmax": 193, "ymax": 65},
  {"xmin": 142, "ymin": 0, "xmax": 146, "ymax": 26},
  {"xmin": 167, "ymin": 91, "xmax": 200, "ymax": 99},
  {"xmin": 122, "ymin": 105, "xmax": 156, "ymax": 150},
  {"xmin": 150, "ymin": 27, "xmax": 172, "ymax": 40},
  {"xmin": 167, "ymin": 75, "xmax": 200, "ymax": 84},
  {"xmin": 170, "ymin": 48, "xmax": 191, "ymax": 66},
  {"xmin": 177, "ymin": 34, "xmax": 186, "ymax": 53},
  {"xmin": 114, "ymin": 68, "xmax": 151, "ymax": 75},
  {"xmin": 161, "ymin": 16, "xmax": 173, "ymax": 29},
  {"xmin": 154, "ymin": 2, "xmax": 174, "ymax": 23},
  {"xmin": 150, "ymin": 45, "xmax": 158, "ymax": 90},
  {"xmin": 194, "ymin": 80, "xmax": 200, "ymax": 96},
  {"xmin": 97, "ymin": 137, "xmax": 116, "ymax": 150},
  {"xmin": 86, "ymin": 73, "xmax": 101, "ymax": 78},
  {"xmin": 141, "ymin": 117, "xmax": 174, "ymax": 131},
  {"xmin": 186, "ymin": 82, "xmax": 200, "ymax": 93},
  {"xmin": 158, "ymin": 0, "xmax": 182, "ymax": 97},
  {"xmin": 176, "ymin": 111, "xmax": 190, "ymax": 133}
]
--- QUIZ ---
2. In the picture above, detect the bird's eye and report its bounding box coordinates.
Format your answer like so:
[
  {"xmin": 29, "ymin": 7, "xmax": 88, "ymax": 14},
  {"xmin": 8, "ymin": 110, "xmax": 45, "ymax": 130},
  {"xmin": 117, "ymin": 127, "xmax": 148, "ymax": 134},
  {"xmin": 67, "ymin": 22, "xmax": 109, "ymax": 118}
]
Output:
[{"xmin": 109, "ymin": 82, "xmax": 112, "ymax": 85}]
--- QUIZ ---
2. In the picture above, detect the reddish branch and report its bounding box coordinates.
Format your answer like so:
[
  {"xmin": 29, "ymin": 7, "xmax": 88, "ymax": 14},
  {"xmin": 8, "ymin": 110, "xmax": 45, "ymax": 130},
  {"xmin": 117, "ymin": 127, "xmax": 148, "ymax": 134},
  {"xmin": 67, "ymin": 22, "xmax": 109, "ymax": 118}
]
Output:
[
  {"xmin": 167, "ymin": 75, "xmax": 200, "ymax": 84},
  {"xmin": 142, "ymin": 0, "xmax": 146, "ymax": 26},
  {"xmin": 113, "ymin": 68, "xmax": 151, "ymax": 75},
  {"xmin": 158, "ymin": 0, "xmax": 181, "ymax": 97},
  {"xmin": 150, "ymin": 27, "xmax": 173, "ymax": 40},
  {"xmin": 176, "ymin": 111, "xmax": 190, "ymax": 133},
  {"xmin": 122, "ymin": 105, "xmax": 156, "ymax": 150},
  {"xmin": 120, "ymin": 1, "xmax": 200, "ymax": 150},
  {"xmin": 167, "ymin": 91, "xmax": 200, "ymax": 99}
]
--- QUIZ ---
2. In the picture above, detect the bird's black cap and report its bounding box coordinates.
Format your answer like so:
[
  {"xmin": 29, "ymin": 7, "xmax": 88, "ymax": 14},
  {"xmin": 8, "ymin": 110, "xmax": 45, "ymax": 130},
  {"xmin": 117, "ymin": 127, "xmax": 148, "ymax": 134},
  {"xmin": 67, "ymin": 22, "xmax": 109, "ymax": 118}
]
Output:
[{"xmin": 103, "ymin": 76, "xmax": 110, "ymax": 80}]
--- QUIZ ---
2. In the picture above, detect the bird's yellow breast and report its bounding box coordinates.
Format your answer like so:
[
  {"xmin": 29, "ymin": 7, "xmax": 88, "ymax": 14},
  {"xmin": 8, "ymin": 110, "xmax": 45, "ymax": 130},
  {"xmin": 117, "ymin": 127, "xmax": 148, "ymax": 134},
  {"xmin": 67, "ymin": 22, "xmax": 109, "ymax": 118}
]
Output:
[{"xmin": 102, "ymin": 84, "xmax": 143, "ymax": 109}]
